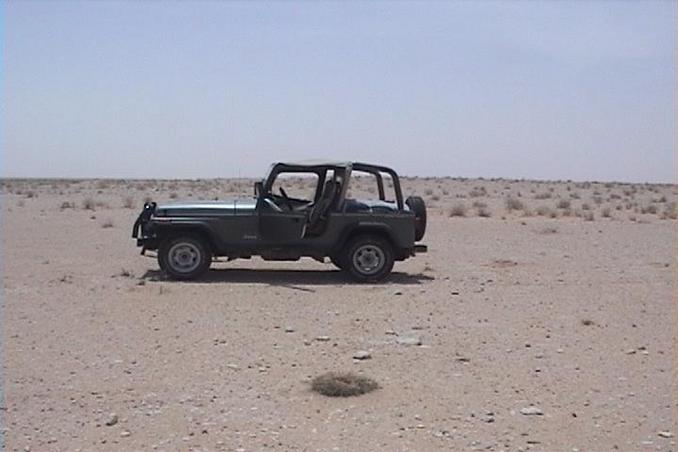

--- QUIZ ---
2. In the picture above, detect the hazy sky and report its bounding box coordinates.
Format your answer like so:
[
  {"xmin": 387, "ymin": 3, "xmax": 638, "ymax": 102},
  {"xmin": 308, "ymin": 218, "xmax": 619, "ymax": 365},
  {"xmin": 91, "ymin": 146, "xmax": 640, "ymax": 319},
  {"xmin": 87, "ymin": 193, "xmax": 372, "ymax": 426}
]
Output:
[{"xmin": 2, "ymin": 1, "xmax": 676, "ymax": 182}]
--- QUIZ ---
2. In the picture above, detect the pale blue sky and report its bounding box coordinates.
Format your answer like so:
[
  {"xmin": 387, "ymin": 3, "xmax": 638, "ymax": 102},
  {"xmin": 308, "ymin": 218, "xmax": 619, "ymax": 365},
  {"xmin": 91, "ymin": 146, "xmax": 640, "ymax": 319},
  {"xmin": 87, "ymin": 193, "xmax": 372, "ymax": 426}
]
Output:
[{"xmin": 2, "ymin": 1, "xmax": 676, "ymax": 182}]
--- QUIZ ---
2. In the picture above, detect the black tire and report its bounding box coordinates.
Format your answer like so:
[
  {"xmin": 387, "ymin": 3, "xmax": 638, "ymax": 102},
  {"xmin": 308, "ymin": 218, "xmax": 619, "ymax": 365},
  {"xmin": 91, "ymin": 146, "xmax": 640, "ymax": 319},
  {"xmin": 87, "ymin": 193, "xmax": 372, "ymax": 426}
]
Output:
[
  {"xmin": 406, "ymin": 196, "xmax": 427, "ymax": 241},
  {"xmin": 158, "ymin": 235, "xmax": 212, "ymax": 280},
  {"xmin": 342, "ymin": 235, "xmax": 395, "ymax": 283}
]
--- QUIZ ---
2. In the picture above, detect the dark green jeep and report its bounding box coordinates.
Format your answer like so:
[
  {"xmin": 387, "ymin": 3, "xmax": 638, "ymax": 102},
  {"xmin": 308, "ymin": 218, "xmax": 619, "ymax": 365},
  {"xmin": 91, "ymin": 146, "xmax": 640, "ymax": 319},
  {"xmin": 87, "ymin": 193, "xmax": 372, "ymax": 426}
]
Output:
[{"xmin": 133, "ymin": 161, "xmax": 427, "ymax": 282}]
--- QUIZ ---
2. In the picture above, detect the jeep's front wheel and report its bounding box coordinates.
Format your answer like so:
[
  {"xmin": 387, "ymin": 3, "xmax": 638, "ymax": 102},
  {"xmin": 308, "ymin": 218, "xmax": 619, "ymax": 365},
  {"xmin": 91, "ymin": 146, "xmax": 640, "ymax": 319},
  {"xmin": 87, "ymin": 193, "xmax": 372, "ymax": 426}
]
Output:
[
  {"xmin": 158, "ymin": 235, "xmax": 212, "ymax": 280},
  {"xmin": 343, "ymin": 235, "xmax": 394, "ymax": 283}
]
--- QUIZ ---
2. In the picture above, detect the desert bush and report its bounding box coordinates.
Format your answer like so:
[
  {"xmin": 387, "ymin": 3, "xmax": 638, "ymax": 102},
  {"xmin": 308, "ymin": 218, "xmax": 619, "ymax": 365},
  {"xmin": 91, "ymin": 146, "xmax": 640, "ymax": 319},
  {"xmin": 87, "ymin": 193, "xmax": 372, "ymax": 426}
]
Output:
[
  {"xmin": 535, "ymin": 206, "xmax": 553, "ymax": 217},
  {"xmin": 469, "ymin": 186, "xmax": 487, "ymax": 197},
  {"xmin": 476, "ymin": 206, "xmax": 491, "ymax": 217},
  {"xmin": 556, "ymin": 199, "xmax": 571, "ymax": 209},
  {"xmin": 123, "ymin": 197, "xmax": 134, "ymax": 209},
  {"xmin": 601, "ymin": 207, "xmax": 612, "ymax": 218},
  {"xmin": 570, "ymin": 192, "xmax": 581, "ymax": 199},
  {"xmin": 662, "ymin": 202, "xmax": 677, "ymax": 219},
  {"xmin": 449, "ymin": 203, "xmax": 467, "ymax": 217},
  {"xmin": 583, "ymin": 211, "xmax": 595, "ymax": 221},
  {"xmin": 534, "ymin": 192, "xmax": 552, "ymax": 200},
  {"xmin": 424, "ymin": 188, "xmax": 434, "ymax": 196},
  {"xmin": 430, "ymin": 194, "xmax": 440, "ymax": 201},
  {"xmin": 505, "ymin": 197, "xmax": 524, "ymax": 212},
  {"xmin": 581, "ymin": 203, "xmax": 591, "ymax": 211},
  {"xmin": 472, "ymin": 201, "xmax": 487, "ymax": 209},
  {"xmin": 169, "ymin": 192, "xmax": 178, "ymax": 199},
  {"xmin": 311, "ymin": 372, "xmax": 378, "ymax": 397},
  {"xmin": 641, "ymin": 205, "xmax": 658, "ymax": 215},
  {"xmin": 25, "ymin": 190, "xmax": 36, "ymax": 198},
  {"xmin": 60, "ymin": 201, "xmax": 75, "ymax": 210},
  {"xmin": 83, "ymin": 198, "xmax": 96, "ymax": 210}
]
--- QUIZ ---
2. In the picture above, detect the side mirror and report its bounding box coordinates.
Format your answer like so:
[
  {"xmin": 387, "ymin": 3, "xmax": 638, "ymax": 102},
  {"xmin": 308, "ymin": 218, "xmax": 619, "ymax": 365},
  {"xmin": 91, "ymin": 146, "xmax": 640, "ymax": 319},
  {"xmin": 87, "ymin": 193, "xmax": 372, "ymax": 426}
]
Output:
[{"xmin": 254, "ymin": 181, "xmax": 264, "ymax": 197}]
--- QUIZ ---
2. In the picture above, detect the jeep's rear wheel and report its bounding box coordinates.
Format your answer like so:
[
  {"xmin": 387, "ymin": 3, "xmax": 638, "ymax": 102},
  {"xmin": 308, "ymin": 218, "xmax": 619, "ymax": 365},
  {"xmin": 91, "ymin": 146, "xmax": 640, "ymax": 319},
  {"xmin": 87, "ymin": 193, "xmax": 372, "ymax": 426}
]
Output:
[
  {"xmin": 343, "ymin": 235, "xmax": 394, "ymax": 282},
  {"xmin": 159, "ymin": 235, "xmax": 211, "ymax": 280}
]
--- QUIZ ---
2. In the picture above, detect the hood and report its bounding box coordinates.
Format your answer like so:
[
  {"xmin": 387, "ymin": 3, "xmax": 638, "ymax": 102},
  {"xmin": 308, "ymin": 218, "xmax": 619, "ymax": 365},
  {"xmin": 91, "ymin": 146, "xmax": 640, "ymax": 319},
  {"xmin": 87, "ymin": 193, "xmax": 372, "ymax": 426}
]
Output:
[{"xmin": 154, "ymin": 198, "xmax": 257, "ymax": 216}]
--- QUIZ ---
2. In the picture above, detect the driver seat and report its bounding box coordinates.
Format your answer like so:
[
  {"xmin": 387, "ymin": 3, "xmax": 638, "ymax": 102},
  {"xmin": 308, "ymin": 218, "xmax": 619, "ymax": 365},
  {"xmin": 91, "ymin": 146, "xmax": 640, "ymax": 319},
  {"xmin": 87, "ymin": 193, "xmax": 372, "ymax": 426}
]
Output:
[{"xmin": 305, "ymin": 180, "xmax": 338, "ymax": 236}]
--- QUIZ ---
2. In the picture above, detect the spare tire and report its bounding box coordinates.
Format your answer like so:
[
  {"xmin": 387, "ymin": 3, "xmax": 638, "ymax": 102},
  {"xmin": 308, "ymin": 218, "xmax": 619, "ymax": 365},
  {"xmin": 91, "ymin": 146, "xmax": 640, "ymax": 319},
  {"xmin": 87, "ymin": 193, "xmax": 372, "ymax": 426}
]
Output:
[{"xmin": 406, "ymin": 196, "xmax": 427, "ymax": 241}]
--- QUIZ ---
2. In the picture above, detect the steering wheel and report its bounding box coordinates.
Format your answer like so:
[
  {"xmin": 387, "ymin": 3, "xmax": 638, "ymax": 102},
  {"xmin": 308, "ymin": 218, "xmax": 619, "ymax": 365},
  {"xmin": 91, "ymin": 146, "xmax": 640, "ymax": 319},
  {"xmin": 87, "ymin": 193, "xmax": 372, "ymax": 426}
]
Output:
[{"xmin": 279, "ymin": 187, "xmax": 294, "ymax": 210}]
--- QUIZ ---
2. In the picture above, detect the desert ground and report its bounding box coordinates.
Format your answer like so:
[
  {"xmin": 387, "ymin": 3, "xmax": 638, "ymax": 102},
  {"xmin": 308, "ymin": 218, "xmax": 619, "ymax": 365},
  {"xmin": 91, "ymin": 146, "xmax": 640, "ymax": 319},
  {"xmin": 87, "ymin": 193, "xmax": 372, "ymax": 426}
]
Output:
[{"xmin": 1, "ymin": 176, "xmax": 676, "ymax": 451}]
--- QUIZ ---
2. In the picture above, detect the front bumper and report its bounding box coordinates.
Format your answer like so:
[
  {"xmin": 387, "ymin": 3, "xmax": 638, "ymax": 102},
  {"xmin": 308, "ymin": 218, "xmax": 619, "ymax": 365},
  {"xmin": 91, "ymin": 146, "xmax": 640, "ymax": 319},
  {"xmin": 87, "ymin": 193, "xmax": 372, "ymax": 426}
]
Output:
[{"xmin": 132, "ymin": 202, "xmax": 158, "ymax": 251}]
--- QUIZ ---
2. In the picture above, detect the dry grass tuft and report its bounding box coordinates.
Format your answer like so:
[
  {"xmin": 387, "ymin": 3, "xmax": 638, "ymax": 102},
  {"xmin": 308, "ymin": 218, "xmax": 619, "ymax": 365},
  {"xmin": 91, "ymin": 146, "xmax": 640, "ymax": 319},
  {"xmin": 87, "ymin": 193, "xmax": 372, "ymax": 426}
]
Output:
[
  {"xmin": 311, "ymin": 372, "xmax": 379, "ymax": 397},
  {"xmin": 505, "ymin": 197, "xmax": 524, "ymax": 212},
  {"xmin": 449, "ymin": 203, "xmax": 467, "ymax": 217},
  {"xmin": 83, "ymin": 198, "xmax": 96, "ymax": 211}
]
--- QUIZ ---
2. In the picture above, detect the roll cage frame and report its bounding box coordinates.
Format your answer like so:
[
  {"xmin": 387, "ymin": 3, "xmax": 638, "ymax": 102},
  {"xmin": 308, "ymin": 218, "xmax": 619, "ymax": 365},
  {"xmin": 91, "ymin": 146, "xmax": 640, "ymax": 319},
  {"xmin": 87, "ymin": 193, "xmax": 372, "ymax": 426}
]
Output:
[{"xmin": 260, "ymin": 161, "xmax": 405, "ymax": 211}]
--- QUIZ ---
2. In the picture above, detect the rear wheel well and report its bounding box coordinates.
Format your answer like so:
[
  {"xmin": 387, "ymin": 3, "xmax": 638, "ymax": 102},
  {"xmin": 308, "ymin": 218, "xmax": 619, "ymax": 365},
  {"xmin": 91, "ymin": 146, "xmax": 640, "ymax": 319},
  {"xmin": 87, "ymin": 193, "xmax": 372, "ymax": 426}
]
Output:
[{"xmin": 337, "ymin": 227, "xmax": 394, "ymax": 254}]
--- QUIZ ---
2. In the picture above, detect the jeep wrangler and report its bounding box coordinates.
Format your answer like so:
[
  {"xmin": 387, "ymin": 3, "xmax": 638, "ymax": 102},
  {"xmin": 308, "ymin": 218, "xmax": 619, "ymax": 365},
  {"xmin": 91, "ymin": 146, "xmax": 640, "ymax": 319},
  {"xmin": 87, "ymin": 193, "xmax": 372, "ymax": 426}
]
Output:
[{"xmin": 132, "ymin": 160, "xmax": 427, "ymax": 282}]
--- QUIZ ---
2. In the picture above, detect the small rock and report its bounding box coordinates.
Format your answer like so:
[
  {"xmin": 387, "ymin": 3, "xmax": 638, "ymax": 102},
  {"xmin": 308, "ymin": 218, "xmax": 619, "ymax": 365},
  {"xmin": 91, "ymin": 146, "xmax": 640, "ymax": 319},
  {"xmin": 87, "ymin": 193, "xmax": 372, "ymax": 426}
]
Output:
[
  {"xmin": 225, "ymin": 363, "xmax": 239, "ymax": 370},
  {"xmin": 105, "ymin": 413, "xmax": 118, "ymax": 426},
  {"xmin": 284, "ymin": 326, "xmax": 295, "ymax": 333},
  {"xmin": 520, "ymin": 406, "xmax": 543, "ymax": 416},
  {"xmin": 396, "ymin": 336, "xmax": 422, "ymax": 346},
  {"xmin": 394, "ymin": 290, "xmax": 403, "ymax": 296},
  {"xmin": 315, "ymin": 336, "xmax": 330, "ymax": 342},
  {"xmin": 353, "ymin": 350, "xmax": 371, "ymax": 360},
  {"xmin": 120, "ymin": 431, "xmax": 131, "ymax": 437},
  {"xmin": 625, "ymin": 349, "xmax": 636, "ymax": 355},
  {"xmin": 658, "ymin": 431, "xmax": 674, "ymax": 438}
]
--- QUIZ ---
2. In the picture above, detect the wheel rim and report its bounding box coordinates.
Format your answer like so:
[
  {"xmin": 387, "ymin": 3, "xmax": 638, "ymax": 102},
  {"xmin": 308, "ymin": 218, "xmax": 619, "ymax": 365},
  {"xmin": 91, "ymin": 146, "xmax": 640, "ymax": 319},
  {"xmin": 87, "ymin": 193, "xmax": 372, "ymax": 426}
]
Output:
[
  {"xmin": 168, "ymin": 242, "xmax": 201, "ymax": 273},
  {"xmin": 352, "ymin": 244, "xmax": 385, "ymax": 275}
]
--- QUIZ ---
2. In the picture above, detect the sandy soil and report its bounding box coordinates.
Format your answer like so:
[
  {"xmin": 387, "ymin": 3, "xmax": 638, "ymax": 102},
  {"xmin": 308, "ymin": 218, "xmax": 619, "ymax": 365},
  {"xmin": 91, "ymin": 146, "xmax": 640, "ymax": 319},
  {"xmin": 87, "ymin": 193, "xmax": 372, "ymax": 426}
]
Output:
[{"xmin": 1, "ymin": 178, "xmax": 676, "ymax": 451}]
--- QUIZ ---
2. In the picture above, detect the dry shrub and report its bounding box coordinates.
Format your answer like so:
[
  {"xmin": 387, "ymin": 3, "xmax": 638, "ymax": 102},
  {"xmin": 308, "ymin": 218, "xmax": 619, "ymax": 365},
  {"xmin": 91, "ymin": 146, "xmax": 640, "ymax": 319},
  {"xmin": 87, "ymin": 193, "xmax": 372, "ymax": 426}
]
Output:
[
  {"xmin": 476, "ymin": 207, "xmax": 491, "ymax": 217},
  {"xmin": 311, "ymin": 372, "xmax": 379, "ymax": 397},
  {"xmin": 535, "ymin": 206, "xmax": 553, "ymax": 217},
  {"xmin": 556, "ymin": 199, "xmax": 571, "ymax": 209},
  {"xmin": 601, "ymin": 207, "xmax": 612, "ymax": 218},
  {"xmin": 449, "ymin": 203, "xmax": 467, "ymax": 217},
  {"xmin": 469, "ymin": 186, "xmax": 487, "ymax": 197},
  {"xmin": 60, "ymin": 201, "xmax": 75, "ymax": 210},
  {"xmin": 582, "ymin": 203, "xmax": 591, "ymax": 211},
  {"xmin": 583, "ymin": 211, "xmax": 595, "ymax": 221},
  {"xmin": 505, "ymin": 197, "xmax": 524, "ymax": 212},
  {"xmin": 662, "ymin": 202, "xmax": 677, "ymax": 219},
  {"xmin": 534, "ymin": 192, "xmax": 552, "ymax": 200},
  {"xmin": 83, "ymin": 198, "xmax": 96, "ymax": 210},
  {"xmin": 641, "ymin": 205, "xmax": 658, "ymax": 215},
  {"xmin": 123, "ymin": 197, "xmax": 134, "ymax": 209}
]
